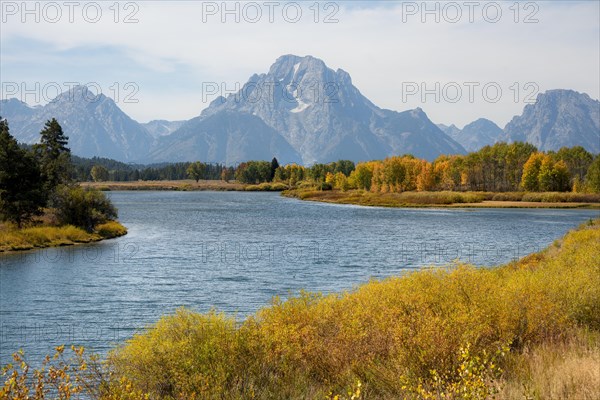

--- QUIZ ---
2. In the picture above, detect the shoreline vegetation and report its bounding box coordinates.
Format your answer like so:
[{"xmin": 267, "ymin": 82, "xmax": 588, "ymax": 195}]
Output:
[
  {"xmin": 283, "ymin": 188, "xmax": 600, "ymax": 209},
  {"xmin": 78, "ymin": 141, "xmax": 600, "ymax": 209},
  {"xmin": 0, "ymin": 220, "xmax": 127, "ymax": 253},
  {"xmin": 1, "ymin": 117, "xmax": 127, "ymax": 254},
  {"xmin": 82, "ymin": 180, "xmax": 600, "ymax": 209},
  {"xmin": 82, "ymin": 179, "xmax": 289, "ymax": 192},
  {"xmin": 3, "ymin": 219, "xmax": 599, "ymax": 398}
]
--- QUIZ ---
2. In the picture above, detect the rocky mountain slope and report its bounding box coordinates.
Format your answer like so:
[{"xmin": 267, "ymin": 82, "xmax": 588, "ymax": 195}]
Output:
[
  {"xmin": 502, "ymin": 89, "xmax": 599, "ymax": 153},
  {"xmin": 1, "ymin": 86, "xmax": 154, "ymax": 161}
]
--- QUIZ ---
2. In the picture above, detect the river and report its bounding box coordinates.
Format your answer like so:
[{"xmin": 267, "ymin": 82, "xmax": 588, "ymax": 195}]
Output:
[{"xmin": 1, "ymin": 191, "xmax": 598, "ymax": 364}]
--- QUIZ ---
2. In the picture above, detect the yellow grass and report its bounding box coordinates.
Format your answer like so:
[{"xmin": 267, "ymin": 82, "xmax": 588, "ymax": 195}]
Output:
[
  {"xmin": 96, "ymin": 221, "xmax": 128, "ymax": 238},
  {"xmin": 83, "ymin": 180, "xmax": 248, "ymax": 191},
  {"xmin": 284, "ymin": 189, "xmax": 600, "ymax": 209},
  {"xmin": 0, "ymin": 221, "xmax": 127, "ymax": 253},
  {"xmin": 499, "ymin": 328, "xmax": 600, "ymax": 399},
  {"xmin": 82, "ymin": 180, "xmax": 292, "ymax": 192}
]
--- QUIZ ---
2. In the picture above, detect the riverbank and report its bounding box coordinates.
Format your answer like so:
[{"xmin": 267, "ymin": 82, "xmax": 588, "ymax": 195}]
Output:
[
  {"xmin": 82, "ymin": 180, "xmax": 287, "ymax": 192},
  {"xmin": 283, "ymin": 188, "xmax": 600, "ymax": 209},
  {"xmin": 83, "ymin": 181, "xmax": 600, "ymax": 209},
  {"xmin": 0, "ymin": 221, "xmax": 127, "ymax": 253}
]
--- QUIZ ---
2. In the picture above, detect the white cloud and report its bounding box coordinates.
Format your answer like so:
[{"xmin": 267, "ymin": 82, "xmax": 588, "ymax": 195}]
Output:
[{"xmin": 1, "ymin": 1, "xmax": 598, "ymax": 125}]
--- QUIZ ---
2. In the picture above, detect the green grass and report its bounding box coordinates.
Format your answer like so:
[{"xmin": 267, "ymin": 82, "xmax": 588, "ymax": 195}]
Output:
[
  {"xmin": 0, "ymin": 221, "xmax": 127, "ymax": 252},
  {"xmin": 102, "ymin": 220, "xmax": 600, "ymax": 399}
]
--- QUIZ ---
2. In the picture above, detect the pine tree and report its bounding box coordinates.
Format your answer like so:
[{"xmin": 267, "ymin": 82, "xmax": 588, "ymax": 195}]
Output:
[
  {"xmin": 34, "ymin": 118, "xmax": 72, "ymax": 193},
  {"xmin": 0, "ymin": 118, "xmax": 45, "ymax": 227},
  {"xmin": 270, "ymin": 157, "xmax": 280, "ymax": 182}
]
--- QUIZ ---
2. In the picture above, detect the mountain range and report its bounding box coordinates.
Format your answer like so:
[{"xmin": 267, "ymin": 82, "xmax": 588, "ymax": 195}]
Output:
[
  {"xmin": 438, "ymin": 119, "xmax": 504, "ymax": 152},
  {"xmin": 501, "ymin": 89, "xmax": 599, "ymax": 153},
  {"xmin": 438, "ymin": 90, "xmax": 599, "ymax": 154},
  {"xmin": 1, "ymin": 55, "xmax": 598, "ymax": 164},
  {"xmin": 0, "ymin": 88, "xmax": 154, "ymax": 161}
]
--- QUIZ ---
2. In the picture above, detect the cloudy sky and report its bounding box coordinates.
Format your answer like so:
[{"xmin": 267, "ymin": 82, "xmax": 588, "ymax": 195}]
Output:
[{"xmin": 1, "ymin": 0, "xmax": 598, "ymax": 127}]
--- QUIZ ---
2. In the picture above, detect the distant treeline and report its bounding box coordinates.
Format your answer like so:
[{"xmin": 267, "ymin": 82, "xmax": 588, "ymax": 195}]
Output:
[
  {"xmin": 341, "ymin": 143, "xmax": 600, "ymax": 193},
  {"xmin": 66, "ymin": 142, "xmax": 599, "ymax": 193},
  {"xmin": 71, "ymin": 156, "xmax": 233, "ymax": 182}
]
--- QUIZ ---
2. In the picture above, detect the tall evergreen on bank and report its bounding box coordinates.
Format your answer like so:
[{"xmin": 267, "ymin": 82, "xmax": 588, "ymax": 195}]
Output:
[
  {"xmin": 0, "ymin": 117, "xmax": 45, "ymax": 227},
  {"xmin": 34, "ymin": 118, "xmax": 72, "ymax": 194},
  {"xmin": 270, "ymin": 157, "xmax": 280, "ymax": 181}
]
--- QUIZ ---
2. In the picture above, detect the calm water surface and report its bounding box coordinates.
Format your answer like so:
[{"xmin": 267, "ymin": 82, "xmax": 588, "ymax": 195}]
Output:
[{"xmin": 1, "ymin": 191, "xmax": 598, "ymax": 363}]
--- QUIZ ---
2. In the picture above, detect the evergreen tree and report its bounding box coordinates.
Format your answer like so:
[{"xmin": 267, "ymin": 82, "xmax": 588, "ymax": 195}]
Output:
[
  {"xmin": 0, "ymin": 118, "xmax": 45, "ymax": 227},
  {"xmin": 270, "ymin": 157, "xmax": 280, "ymax": 181},
  {"xmin": 34, "ymin": 118, "xmax": 72, "ymax": 193}
]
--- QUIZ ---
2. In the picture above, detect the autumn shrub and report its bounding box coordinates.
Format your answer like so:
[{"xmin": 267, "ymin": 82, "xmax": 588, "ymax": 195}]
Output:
[
  {"xmin": 561, "ymin": 192, "xmax": 600, "ymax": 202},
  {"xmin": 287, "ymin": 189, "xmax": 487, "ymax": 206},
  {"xmin": 375, "ymin": 191, "xmax": 484, "ymax": 205},
  {"xmin": 244, "ymin": 182, "xmax": 289, "ymax": 191},
  {"xmin": 523, "ymin": 192, "xmax": 548, "ymax": 202},
  {"xmin": 96, "ymin": 221, "xmax": 128, "ymax": 239},
  {"xmin": 296, "ymin": 181, "xmax": 317, "ymax": 189},
  {"xmin": 294, "ymin": 190, "xmax": 322, "ymax": 200},
  {"xmin": 1, "ymin": 346, "xmax": 87, "ymax": 399},
  {"xmin": 108, "ymin": 310, "xmax": 246, "ymax": 399},
  {"xmin": 1, "ymin": 346, "xmax": 148, "ymax": 400},
  {"xmin": 522, "ymin": 192, "xmax": 600, "ymax": 203},
  {"xmin": 269, "ymin": 182, "xmax": 289, "ymax": 191},
  {"xmin": 245, "ymin": 183, "xmax": 270, "ymax": 191},
  {"xmin": 532, "ymin": 226, "xmax": 600, "ymax": 328},
  {"xmin": 492, "ymin": 192, "xmax": 525, "ymax": 201},
  {"xmin": 402, "ymin": 343, "xmax": 508, "ymax": 400},
  {"xmin": 475, "ymin": 192, "xmax": 497, "ymax": 200}
]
